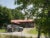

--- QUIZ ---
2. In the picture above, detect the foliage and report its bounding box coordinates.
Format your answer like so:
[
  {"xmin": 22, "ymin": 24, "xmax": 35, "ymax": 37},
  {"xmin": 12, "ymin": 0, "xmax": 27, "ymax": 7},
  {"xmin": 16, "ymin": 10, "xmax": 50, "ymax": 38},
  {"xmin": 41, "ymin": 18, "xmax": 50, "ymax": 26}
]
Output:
[
  {"xmin": 11, "ymin": 9, "xmax": 24, "ymax": 19},
  {"xmin": 0, "ymin": 6, "xmax": 13, "ymax": 23},
  {"xmin": 0, "ymin": 5, "xmax": 24, "ymax": 28},
  {"xmin": 15, "ymin": 0, "xmax": 50, "ymax": 38}
]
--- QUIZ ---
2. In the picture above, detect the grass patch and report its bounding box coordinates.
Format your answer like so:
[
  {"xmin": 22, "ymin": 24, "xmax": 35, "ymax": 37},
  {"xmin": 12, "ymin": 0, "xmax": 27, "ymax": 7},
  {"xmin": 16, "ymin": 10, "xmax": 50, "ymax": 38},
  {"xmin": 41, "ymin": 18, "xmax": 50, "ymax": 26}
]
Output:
[
  {"xmin": 0, "ymin": 34, "xmax": 33, "ymax": 38},
  {"xmin": 0, "ymin": 29, "xmax": 6, "ymax": 33},
  {"xmin": 27, "ymin": 27, "xmax": 38, "ymax": 34}
]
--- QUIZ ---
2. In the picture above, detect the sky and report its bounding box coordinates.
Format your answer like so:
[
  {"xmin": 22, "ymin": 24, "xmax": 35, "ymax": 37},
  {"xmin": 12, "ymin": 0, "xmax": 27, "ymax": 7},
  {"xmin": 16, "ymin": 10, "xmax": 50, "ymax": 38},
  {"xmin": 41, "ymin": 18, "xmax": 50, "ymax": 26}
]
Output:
[
  {"xmin": 0, "ymin": 0, "xmax": 17, "ymax": 9},
  {"xmin": 0, "ymin": 0, "xmax": 33, "ymax": 9}
]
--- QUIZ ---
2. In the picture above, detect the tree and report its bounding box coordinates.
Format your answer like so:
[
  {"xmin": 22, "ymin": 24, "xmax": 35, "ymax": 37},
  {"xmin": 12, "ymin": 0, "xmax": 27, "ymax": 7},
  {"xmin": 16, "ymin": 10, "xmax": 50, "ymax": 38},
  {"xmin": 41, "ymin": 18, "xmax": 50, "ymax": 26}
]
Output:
[
  {"xmin": 0, "ymin": 5, "xmax": 25, "ymax": 29},
  {"xmin": 11, "ymin": 9, "xmax": 24, "ymax": 19},
  {"xmin": 15, "ymin": 0, "xmax": 50, "ymax": 38},
  {"xmin": 0, "ymin": 6, "xmax": 13, "ymax": 28}
]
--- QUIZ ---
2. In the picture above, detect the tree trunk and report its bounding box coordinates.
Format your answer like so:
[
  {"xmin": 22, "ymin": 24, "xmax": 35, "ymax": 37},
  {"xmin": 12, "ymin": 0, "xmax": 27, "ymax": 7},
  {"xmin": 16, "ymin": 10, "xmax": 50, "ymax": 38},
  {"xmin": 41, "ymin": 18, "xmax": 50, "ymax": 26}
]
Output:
[
  {"xmin": 44, "ymin": 33, "xmax": 48, "ymax": 38},
  {"xmin": 48, "ymin": 33, "xmax": 50, "ymax": 38},
  {"xmin": 37, "ymin": 26, "xmax": 41, "ymax": 38}
]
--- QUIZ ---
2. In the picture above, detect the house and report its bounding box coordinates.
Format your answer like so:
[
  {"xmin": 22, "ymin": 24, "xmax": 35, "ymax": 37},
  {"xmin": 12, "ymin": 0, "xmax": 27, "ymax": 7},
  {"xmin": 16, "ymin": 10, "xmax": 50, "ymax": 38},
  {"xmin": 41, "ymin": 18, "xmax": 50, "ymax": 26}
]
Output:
[{"xmin": 11, "ymin": 19, "xmax": 34, "ymax": 28}]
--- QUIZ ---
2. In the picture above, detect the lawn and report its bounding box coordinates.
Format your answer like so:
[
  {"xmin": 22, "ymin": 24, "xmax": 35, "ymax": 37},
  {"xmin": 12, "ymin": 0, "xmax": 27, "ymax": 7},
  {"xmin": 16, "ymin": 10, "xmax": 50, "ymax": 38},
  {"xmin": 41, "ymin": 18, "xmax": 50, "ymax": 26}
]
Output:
[
  {"xmin": 0, "ymin": 29, "xmax": 6, "ymax": 33},
  {"xmin": 27, "ymin": 27, "xmax": 38, "ymax": 34},
  {"xmin": 0, "ymin": 34, "xmax": 33, "ymax": 38}
]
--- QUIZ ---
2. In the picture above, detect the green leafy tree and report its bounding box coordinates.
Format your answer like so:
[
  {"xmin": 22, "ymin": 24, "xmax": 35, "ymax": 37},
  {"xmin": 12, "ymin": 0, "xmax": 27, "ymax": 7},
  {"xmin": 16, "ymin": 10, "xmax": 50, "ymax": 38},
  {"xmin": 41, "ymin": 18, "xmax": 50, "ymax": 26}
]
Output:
[
  {"xmin": 11, "ymin": 9, "xmax": 24, "ymax": 19},
  {"xmin": 0, "ymin": 5, "xmax": 24, "ymax": 29},
  {"xmin": 0, "ymin": 6, "xmax": 13, "ymax": 28},
  {"xmin": 15, "ymin": 0, "xmax": 50, "ymax": 38}
]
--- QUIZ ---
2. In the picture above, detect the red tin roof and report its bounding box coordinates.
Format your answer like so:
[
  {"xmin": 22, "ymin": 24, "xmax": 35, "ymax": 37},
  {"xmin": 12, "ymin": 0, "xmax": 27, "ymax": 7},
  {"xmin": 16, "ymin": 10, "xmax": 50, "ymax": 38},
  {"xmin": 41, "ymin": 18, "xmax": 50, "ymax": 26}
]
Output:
[{"xmin": 11, "ymin": 19, "xmax": 33, "ymax": 24}]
